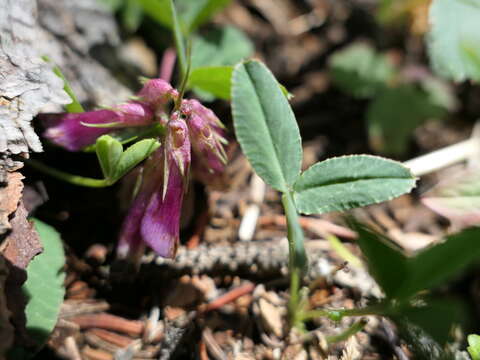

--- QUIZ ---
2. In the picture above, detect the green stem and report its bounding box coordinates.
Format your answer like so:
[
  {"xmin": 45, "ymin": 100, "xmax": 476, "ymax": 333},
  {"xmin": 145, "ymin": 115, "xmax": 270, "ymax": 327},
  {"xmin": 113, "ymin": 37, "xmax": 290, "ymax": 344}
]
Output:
[
  {"xmin": 168, "ymin": 0, "xmax": 186, "ymax": 76},
  {"xmin": 301, "ymin": 302, "xmax": 389, "ymax": 322},
  {"xmin": 326, "ymin": 234, "xmax": 363, "ymax": 269},
  {"xmin": 326, "ymin": 320, "xmax": 368, "ymax": 344},
  {"xmin": 26, "ymin": 159, "xmax": 112, "ymax": 188},
  {"xmin": 174, "ymin": 40, "xmax": 192, "ymax": 111},
  {"xmin": 281, "ymin": 192, "xmax": 308, "ymax": 328}
]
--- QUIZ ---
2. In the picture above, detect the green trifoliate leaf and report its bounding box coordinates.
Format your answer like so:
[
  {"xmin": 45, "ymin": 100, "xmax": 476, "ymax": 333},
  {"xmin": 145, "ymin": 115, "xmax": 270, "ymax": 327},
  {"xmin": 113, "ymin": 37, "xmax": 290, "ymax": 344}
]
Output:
[
  {"xmin": 95, "ymin": 135, "xmax": 123, "ymax": 179},
  {"xmin": 468, "ymin": 334, "xmax": 480, "ymax": 360},
  {"xmin": 232, "ymin": 60, "xmax": 302, "ymax": 192},
  {"xmin": 329, "ymin": 42, "xmax": 396, "ymax": 98},
  {"xmin": 112, "ymin": 138, "xmax": 160, "ymax": 181},
  {"xmin": 293, "ymin": 155, "xmax": 416, "ymax": 215},
  {"xmin": 428, "ymin": 0, "xmax": 480, "ymax": 82}
]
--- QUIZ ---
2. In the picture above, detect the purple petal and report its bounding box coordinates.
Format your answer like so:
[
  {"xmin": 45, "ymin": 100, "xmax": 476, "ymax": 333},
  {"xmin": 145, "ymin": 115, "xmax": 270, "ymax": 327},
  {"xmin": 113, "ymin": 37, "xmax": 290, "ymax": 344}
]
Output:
[
  {"xmin": 43, "ymin": 110, "xmax": 120, "ymax": 151},
  {"xmin": 42, "ymin": 102, "xmax": 154, "ymax": 151},
  {"xmin": 140, "ymin": 119, "xmax": 191, "ymax": 258},
  {"xmin": 117, "ymin": 149, "xmax": 164, "ymax": 258},
  {"xmin": 115, "ymin": 101, "xmax": 154, "ymax": 126},
  {"xmin": 140, "ymin": 160, "xmax": 184, "ymax": 258}
]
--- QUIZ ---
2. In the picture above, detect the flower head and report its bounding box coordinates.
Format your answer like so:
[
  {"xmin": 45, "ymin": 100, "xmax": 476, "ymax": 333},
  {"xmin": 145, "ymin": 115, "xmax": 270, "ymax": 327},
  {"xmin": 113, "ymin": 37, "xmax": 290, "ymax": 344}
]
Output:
[{"xmin": 42, "ymin": 78, "xmax": 228, "ymax": 259}]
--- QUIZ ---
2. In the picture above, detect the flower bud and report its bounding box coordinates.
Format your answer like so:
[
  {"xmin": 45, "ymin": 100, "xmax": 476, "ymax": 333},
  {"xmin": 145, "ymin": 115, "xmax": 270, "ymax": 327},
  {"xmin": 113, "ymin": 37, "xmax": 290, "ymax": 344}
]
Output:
[
  {"xmin": 42, "ymin": 102, "xmax": 153, "ymax": 151},
  {"xmin": 181, "ymin": 99, "xmax": 227, "ymax": 187},
  {"xmin": 137, "ymin": 79, "xmax": 178, "ymax": 109}
]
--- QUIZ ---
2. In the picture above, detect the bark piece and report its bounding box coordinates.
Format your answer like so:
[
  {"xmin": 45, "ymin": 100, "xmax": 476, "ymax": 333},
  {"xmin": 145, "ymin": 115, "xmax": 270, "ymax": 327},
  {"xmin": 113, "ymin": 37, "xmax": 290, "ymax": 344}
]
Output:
[
  {"xmin": 0, "ymin": 0, "xmax": 69, "ymax": 157},
  {"xmin": 3, "ymin": 202, "xmax": 43, "ymax": 269},
  {"xmin": 3, "ymin": 202, "xmax": 43, "ymax": 349},
  {"xmin": 0, "ymin": 172, "xmax": 24, "ymax": 238}
]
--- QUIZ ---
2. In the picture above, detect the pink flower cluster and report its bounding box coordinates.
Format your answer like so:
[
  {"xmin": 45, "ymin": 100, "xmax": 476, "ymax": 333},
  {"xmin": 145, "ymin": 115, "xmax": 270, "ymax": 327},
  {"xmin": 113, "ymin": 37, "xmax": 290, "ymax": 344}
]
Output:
[{"xmin": 43, "ymin": 79, "xmax": 228, "ymax": 259}]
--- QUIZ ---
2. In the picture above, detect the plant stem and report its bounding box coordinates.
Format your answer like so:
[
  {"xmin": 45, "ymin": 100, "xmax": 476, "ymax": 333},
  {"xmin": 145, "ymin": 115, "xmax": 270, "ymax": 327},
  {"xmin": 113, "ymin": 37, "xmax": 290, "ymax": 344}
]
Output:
[
  {"xmin": 281, "ymin": 191, "xmax": 308, "ymax": 328},
  {"xmin": 175, "ymin": 40, "xmax": 192, "ymax": 111},
  {"xmin": 326, "ymin": 319, "xmax": 368, "ymax": 344},
  {"xmin": 326, "ymin": 234, "xmax": 363, "ymax": 269},
  {"xmin": 301, "ymin": 302, "xmax": 389, "ymax": 322},
  {"xmin": 26, "ymin": 159, "xmax": 112, "ymax": 188},
  {"xmin": 168, "ymin": 0, "xmax": 186, "ymax": 76}
]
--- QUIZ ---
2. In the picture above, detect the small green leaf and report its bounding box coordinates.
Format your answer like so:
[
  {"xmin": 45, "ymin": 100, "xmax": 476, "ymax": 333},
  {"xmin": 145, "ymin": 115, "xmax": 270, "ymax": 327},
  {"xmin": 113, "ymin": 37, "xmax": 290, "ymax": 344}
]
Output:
[
  {"xmin": 178, "ymin": 0, "xmax": 231, "ymax": 32},
  {"xmin": 43, "ymin": 56, "xmax": 84, "ymax": 113},
  {"xmin": 428, "ymin": 0, "xmax": 480, "ymax": 82},
  {"xmin": 23, "ymin": 220, "xmax": 65, "ymax": 352},
  {"xmin": 191, "ymin": 26, "xmax": 253, "ymax": 69},
  {"xmin": 138, "ymin": 0, "xmax": 230, "ymax": 33},
  {"xmin": 137, "ymin": 0, "xmax": 170, "ymax": 27},
  {"xmin": 329, "ymin": 42, "xmax": 396, "ymax": 98},
  {"xmin": 468, "ymin": 334, "xmax": 480, "ymax": 360},
  {"xmin": 189, "ymin": 26, "xmax": 253, "ymax": 99},
  {"xmin": 232, "ymin": 60, "xmax": 302, "ymax": 192},
  {"xmin": 112, "ymin": 138, "xmax": 160, "ymax": 181},
  {"xmin": 84, "ymin": 123, "xmax": 166, "ymax": 153},
  {"xmin": 95, "ymin": 135, "xmax": 123, "ymax": 179},
  {"xmin": 367, "ymin": 85, "xmax": 446, "ymax": 155},
  {"xmin": 293, "ymin": 155, "xmax": 416, "ymax": 215},
  {"xmin": 189, "ymin": 65, "xmax": 291, "ymax": 101},
  {"xmin": 353, "ymin": 221, "xmax": 408, "ymax": 298},
  {"xmin": 188, "ymin": 66, "xmax": 233, "ymax": 100}
]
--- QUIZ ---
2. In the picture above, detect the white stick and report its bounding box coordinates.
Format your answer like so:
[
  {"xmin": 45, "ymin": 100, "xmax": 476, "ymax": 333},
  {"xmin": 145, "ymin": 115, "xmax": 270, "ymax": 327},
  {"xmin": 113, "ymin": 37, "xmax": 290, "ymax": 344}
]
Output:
[
  {"xmin": 403, "ymin": 138, "xmax": 479, "ymax": 176},
  {"xmin": 239, "ymin": 174, "xmax": 266, "ymax": 241}
]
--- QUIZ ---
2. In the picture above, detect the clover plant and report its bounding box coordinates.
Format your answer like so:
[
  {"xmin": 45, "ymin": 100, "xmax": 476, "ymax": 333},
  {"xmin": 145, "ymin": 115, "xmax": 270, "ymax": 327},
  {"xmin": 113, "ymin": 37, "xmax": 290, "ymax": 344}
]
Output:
[{"xmin": 231, "ymin": 59, "xmax": 417, "ymax": 327}]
